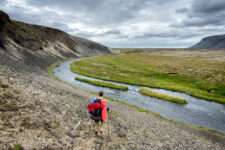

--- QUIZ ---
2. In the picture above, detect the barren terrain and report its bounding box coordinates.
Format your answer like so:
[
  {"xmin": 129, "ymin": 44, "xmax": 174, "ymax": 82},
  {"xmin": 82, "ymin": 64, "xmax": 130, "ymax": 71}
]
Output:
[{"xmin": 1, "ymin": 49, "xmax": 225, "ymax": 149}]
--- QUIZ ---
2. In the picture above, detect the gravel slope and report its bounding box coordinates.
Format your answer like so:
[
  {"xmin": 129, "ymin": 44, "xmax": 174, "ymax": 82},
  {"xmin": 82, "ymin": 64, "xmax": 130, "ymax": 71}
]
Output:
[{"xmin": 0, "ymin": 52, "xmax": 225, "ymax": 150}]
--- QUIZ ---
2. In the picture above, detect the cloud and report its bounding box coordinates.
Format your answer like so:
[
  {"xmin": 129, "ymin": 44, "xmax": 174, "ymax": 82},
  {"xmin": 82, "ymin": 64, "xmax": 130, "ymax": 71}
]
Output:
[
  {"xmin": 172, "ymin": 0, "xmax": 225, "ymax": 27},
  {"xmin": 191, "ymin": 0, "xmax": 225, "ymax": 14},
  {"xmin": 176, "ymin": 8, "xmax": 188, "ymax": 13},
  {"xmin": 171, "ymin": 14, "xmax": 225, "ymax": 27},
  {"xmin": 0, "ymin": 0, "xmax": 7, "ymax": 5},
  {"xmin": 72, "ymin": 29, "xmax": 121, "ymax": 38},
  {"xmin": 104, "ymin": 29, "xmax": 121, "ymax": 35},
  {"xmin": 25, "ymin": 0, "xmax": 149, "ymax": 25},
  {"xmin": 134, "ymin": 30, "xmax": 202, "ymax": 39},
  {"xmin": 73, "ymin": 30, "xmax": 96, "ymax": 38},
  {"xmin": 1, "ymin": 0, "xmax": 225, "ymax": 48}
]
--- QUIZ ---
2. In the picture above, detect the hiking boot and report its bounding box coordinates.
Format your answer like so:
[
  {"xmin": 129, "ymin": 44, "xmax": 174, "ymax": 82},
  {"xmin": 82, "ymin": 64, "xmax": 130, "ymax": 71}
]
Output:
[
  {"xmin": 95, "ymin": 131, "xmax": 98, "ymax": 136},
  {"xmin": 100, "ymin": 131, "xmax": 104, "ymax": 137}
]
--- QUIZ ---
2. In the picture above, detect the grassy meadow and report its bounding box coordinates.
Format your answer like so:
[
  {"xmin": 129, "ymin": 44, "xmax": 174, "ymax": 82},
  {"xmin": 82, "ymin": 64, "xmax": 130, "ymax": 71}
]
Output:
[
  {"xmin": 75, "ymin": 77, "xmax": 128, "ymax": 90},
  {"xmin": 70, "ymin": 49, "xmax": 225, "ymax": 104},
  {"xmin": 139, "ymin": 88, "xmax": 188, "ymax": 104}
]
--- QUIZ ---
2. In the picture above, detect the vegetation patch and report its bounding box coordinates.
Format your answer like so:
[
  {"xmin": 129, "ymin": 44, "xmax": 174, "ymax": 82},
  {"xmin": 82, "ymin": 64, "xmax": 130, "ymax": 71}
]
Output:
[
  {"xmin": 111, "ymin": 112, "xmax": 120, "ymax": 118},
  {"xmin": 139, "ymin": 88, "xmax": 188, "ymax": 104},
  {"xmin": 75, "ymin": 77, "xmax": 128, "ymax": 90},
  {"xmin": 110, "ymin": 112, "xmax": 127, "ymax": 120},
  {"xmin": 70, "ymin": 53, "xmax": 225, "ymax": 104},
  {"xmin": 13, "ymin": 144, "xmax": 23, "ymax": 150}
]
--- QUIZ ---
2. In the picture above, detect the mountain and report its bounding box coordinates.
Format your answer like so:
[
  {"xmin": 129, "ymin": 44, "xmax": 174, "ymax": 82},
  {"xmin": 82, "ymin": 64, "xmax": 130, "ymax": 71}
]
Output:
[
  {"xmin": 190, "ymin": 34, "xmax": 225, "ymax": 50},
  {"xmin": 0, "ymin": 10, "xmax": 112, "ymax": 68}
]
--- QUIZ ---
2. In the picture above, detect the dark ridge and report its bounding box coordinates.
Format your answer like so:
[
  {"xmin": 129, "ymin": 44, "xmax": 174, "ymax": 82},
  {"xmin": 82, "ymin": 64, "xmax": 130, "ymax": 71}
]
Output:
[
  {"xmin": 0, "ymin": 10, "xmax": 10, "ymax": 26},
  {"xmin": 190, "ymin": 34, "xmax": 225, "ymax": 50},
  {"xmin": 0, "ymin": 39, "xmax": 5, "ymax": 49}
]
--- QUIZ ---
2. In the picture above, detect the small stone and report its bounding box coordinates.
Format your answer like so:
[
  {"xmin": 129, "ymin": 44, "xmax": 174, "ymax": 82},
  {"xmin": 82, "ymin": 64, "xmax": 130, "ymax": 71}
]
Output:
[{"xmin": 118, "ymin": 129, "xmax": 126, "ymax": 138}]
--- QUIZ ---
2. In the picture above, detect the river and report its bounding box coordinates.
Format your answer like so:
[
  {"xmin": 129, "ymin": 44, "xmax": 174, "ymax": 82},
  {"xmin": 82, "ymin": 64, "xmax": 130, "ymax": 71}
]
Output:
[{"xmin": 53, "ymin": 58, "xmax": 225, "ymax": 133}]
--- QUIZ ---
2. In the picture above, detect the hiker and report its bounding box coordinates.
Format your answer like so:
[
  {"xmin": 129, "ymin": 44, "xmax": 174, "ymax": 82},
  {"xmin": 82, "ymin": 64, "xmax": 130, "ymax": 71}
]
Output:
[{"xmin": 87, "ymin": 91, "xmax": 109, "ymax": 135}]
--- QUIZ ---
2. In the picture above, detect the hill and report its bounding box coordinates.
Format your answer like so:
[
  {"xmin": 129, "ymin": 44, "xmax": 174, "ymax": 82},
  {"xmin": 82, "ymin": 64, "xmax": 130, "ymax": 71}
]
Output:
[
  {"xmin": 190, "ymin": 34, "xmax": 225, "ymax": 50},
  {"xmin": 0, "ymin": 10, "xmax": 112, "ymax": 69}
]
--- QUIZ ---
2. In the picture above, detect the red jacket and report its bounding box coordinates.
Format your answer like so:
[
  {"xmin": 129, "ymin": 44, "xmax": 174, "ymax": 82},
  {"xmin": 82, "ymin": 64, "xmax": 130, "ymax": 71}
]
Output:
[
  {"xmin": 88, "ymin": 99, "xmax": 107, "ymax": 121},
  {"xmin": 101, "ymin": 99, "xmax": 107, "ymax": 120}
]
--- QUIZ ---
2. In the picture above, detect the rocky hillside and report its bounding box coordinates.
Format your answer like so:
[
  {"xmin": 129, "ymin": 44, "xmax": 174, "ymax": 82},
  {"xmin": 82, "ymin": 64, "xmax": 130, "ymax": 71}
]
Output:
[
  {"xmin": 191, "ymin": 34, "xmax": 225, "ymax": 50},
  {"xmin": 0, "ymin": 10, "xmax": 112, "ymax": 69}
]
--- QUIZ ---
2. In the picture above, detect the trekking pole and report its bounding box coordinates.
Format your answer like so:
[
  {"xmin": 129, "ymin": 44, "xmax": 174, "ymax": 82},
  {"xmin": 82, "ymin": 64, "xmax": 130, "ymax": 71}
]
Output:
[{"xmin": 107, "ymin": 107, "xmax": 110, "ymax": 140}]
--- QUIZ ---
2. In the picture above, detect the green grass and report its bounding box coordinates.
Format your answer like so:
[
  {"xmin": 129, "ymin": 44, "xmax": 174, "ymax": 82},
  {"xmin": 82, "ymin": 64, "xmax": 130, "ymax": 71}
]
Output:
[
  {"xmin": 70, "ymin": 53, "xmax": 225, "ymax": 104},
  {"xmin": 13, "ymin": 144, "xmax": 23, "ymax": 150},
  {"xmin": 110, "ymin": 112, "xmax": 127, "ymax": 120},
  {"xmin": 75, "ymin": 77, "xmax": 128, "ymax": 90},
  {"xmin": 139, "ymin": 88, "xmax": 188, "ymax": 104}
]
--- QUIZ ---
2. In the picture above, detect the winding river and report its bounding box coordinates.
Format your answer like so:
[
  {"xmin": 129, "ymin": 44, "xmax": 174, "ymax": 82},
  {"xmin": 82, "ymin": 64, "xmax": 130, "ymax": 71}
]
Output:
[{"xmin": 53, "ymin": 58, "xmax": 225, "ymax": 133}]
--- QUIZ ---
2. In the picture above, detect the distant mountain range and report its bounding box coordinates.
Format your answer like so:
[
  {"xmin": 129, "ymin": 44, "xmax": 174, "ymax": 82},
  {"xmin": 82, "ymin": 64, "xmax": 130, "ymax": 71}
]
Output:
[{"xmin": 190, "ymin": 34, "xmax": 225, "ymax": 50}]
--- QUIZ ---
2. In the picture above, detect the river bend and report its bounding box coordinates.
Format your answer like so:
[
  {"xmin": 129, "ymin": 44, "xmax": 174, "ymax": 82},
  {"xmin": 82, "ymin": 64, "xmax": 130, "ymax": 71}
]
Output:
[{"xmin": 53, "ymin": 59, "xmax": 225, "ymax": 133}]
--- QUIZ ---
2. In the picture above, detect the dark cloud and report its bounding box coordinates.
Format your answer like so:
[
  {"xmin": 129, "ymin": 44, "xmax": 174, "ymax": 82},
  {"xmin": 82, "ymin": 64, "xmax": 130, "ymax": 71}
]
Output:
[
  {"xmin": 176, "ymin": 8, "xmax": 188, "ymax": 13},
  {"xmin": 0, "ymin": 0, "xmax": 6, "ymax": 5},
  {"xmin": 134, "ymin": 31, "xmax": 202, "ymax": 39},
  {"xmin": 115, "ymin": 34, "xmax": 129, "ymax": 39},
  {"xmin": 24, "ymin": 0, "xmax": 181, "ymax": 25},
  {"xmin": 191, "ymin": 0, "xmax": 225, "ymax": 14},
  {"xmin": 104, "ymin": 29, "xmax": 121, "ymax": 35},
  {"xmin": 74, "ymin": 30, "xmax": 95, "ymax": 38},
  {"xmin": 134, "ymin": 33, "xmax": 175, "ymax": 38},
  {"xmin": 171, "ymin": 13, "xmax": 225, "ymax": 27},
  {"xmin": 172, "ymin": 0, "xmax": 225, "ymax": 27},
  {"xmin": 26, "ymin": 0, "xmax": 149, "ymax": 25}
]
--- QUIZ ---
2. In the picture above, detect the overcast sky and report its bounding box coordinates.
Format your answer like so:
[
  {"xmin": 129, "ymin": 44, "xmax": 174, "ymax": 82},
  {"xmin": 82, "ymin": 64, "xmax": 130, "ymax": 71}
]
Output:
[{"xmin": 1, "ymin": 0, "xmax": 225, "ymax": 48}]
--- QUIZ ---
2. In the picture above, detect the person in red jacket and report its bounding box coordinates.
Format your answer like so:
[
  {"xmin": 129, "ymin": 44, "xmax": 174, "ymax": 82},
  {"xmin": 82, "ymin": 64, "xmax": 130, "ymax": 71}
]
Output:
[{"xmin": 88, "ymin": 91, "xmax": 108, "ymax": 135}]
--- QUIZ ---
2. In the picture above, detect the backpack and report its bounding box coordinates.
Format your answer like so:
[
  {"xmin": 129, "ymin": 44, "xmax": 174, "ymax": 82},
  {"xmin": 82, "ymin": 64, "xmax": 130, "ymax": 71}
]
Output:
[{"xmin": 90, "ymin": 99, "xmax": 102, "ymax": 121}]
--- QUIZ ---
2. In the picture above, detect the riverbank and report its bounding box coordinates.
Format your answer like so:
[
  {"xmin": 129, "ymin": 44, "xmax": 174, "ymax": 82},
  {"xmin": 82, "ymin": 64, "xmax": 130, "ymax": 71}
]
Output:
[{"xmin": 70, "ymin": 50, "xmax": 225, "ymax": 104}]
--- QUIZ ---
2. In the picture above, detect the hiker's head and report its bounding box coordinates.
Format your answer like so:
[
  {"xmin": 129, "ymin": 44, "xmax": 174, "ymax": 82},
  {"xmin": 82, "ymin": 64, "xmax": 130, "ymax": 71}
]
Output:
[{"xmin": 99, "ymin": 91, "xmax": 104, "ymax": 97}]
